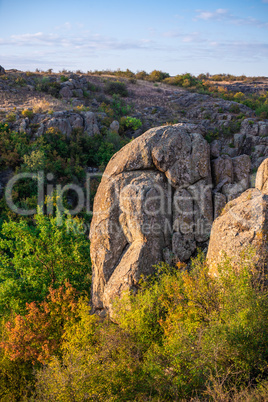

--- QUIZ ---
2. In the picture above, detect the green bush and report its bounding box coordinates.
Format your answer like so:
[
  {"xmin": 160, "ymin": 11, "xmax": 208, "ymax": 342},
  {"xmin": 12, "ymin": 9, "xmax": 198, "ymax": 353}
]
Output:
[
  {"xmin": 164, "ymin": 73, "xmax": 198, "ymax": 87},
  {"xmin": 135, "ymin": 70, "xmax": 148, "ymax": 80},
  {"xmin": 35, "ymin": 78, "xmax": 61, "ymax": 98},
  {"xmin": 60, "ymin": 75, "xmax": 68, "ymax": 83},
  {"xmin": 147, "ymin": 70, "xmax": 170, "ymax": 82},
  {"xmin": 0, "ymin": 213, "xmax": 91, "ymax": 317},
  {"xmin": 120, "ymin": 116, "xmax": 142, "ymax": 131},
  {"xmin": 14, "ymin": 77, "xmax": 26, "ymax": 87},
  {"xmin": 21, "ymin": 109, "xmax": 34, "ymax": 119},
  {"xmin": 229, "ymin": 103, "xmax": 241, "ymax": 114},
  {"xmin": 104, "ymin": 80, "xmax": 128, "ymax": 97},
  {"xmin": 5, "ymin": 112, "xmax": 16, "ymax": 123},
  {"xmin": 99, "ymin": 94, "xmax": 132, "ymax": 121}
]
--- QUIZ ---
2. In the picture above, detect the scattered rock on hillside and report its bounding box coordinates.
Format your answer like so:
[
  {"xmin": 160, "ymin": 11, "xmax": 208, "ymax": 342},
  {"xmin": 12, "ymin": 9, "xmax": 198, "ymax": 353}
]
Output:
[{"xmin": 9, "ymin": 110, "xmax": 100, "ymax": 137}]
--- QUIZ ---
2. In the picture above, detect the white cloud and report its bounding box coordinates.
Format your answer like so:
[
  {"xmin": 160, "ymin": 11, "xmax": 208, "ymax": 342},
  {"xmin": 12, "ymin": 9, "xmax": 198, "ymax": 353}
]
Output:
[
  {"xmin": 195, "ymin": 9, "xmax": 228, "ymax": 21},
  {"xmin": 55, "ymin": 22, "xmax": 72, "ymax": 31},
  {"xmin": 195, "ymin": 8, "xmax": 268, "ymax": 28},
  {"xmin": 163, "ymin": 30, "xmax": 183, "ymax": 38},
  {"xmin": 182, "ymin": 32, "xmax": 204, "ymax": 43},
  {"xmin": 0, "ymin": 31, "xmax": 161, "ymax": 53}
]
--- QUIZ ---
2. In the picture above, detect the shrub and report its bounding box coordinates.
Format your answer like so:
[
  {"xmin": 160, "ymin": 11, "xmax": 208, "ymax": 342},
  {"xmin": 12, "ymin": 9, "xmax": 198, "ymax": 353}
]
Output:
[
  {"xmin": 0, "ymin": 214, "xmax": 91, "ymax": 316},
  {"xmin": 164, "ymin": 73, "xmax": 198, "ymax": 87},
  {"xmin": 60, "ymin": 75, "xmax": 68, "ymax": 83},
  {"xmin": 135, "ymin": 70, "xmax": 148, "ymax": 80},
  {"xmin": 234, "ymin": 91, "xmax": 245, "ymax": 100},
  {"xmin": 21, "ymin": 109, "xmax": 34, "ymax": 119},
  {"xmin": 229, "ymin": 103, "xmax": 240, "ymax": 114},
  {"xmin": 104, "ymin": 80, "xmax": 128, "ymax": 97},
  {"xmin": 35, "ymin": 78, "xmax": 61, "ymax": 98},
  {"xmin": 256, "ymin": 104, "xmax": 268, "ymax": 119},
  {"xmin": 147, "ymin": 70, "xmax": 170, "ymax": 82},
  {"xmin": 14, "ymin": 77, "xmax": 26, "ymax": 87},
  {"xmin": 120, "ymin": 116, "xmax": 142, "ymax": 131},
  {"xmin": 87, "ymin": 82, "xmax": 98, "ymax": 92},
  {"xmin": 99, "ymin": 94, "xmax": 131, "ymax": 120},
  {"xmin": 5, "ymin": 112, "xmax": 16, "ymax": 122}
]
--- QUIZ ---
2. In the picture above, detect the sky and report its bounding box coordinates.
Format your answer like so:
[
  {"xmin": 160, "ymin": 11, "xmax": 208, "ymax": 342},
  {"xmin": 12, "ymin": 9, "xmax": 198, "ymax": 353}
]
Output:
[{"xmin": 0, "ymin": 0, "xmax": 267, "ymax": 76}]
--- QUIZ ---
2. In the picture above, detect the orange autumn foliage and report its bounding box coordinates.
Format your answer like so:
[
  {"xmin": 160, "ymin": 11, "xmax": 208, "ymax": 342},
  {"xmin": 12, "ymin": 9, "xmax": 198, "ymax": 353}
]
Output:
[{"xmin": 1, "ymin": 282, "xmax": 80, "ymax": 364}]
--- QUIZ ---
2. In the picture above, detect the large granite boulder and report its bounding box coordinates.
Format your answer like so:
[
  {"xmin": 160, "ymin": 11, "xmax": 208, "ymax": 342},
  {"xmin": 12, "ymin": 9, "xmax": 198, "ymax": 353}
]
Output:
[
  {"xmin": 90, "ymin": 123, "xmax": 214, "ymax": 315},
  {"xmin": 90, "ymin": 122, "xmax": 254, "ymax": 316},
  {"xmin": 207, "ymin": 158, "xmax": 268, "ymax": 275}
]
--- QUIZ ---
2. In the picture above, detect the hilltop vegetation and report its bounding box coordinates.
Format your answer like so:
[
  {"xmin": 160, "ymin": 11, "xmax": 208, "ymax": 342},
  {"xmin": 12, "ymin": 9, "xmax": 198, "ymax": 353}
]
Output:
[{"xmin": 90, "ymin": 69, "xmax": 268, "ymax": 119}]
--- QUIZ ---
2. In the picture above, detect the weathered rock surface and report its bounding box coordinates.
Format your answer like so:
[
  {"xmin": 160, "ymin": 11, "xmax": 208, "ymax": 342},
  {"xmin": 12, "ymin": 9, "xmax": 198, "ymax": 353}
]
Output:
[
  {"xmin": 47, "ymin": 117, "xmax": 72, "ymax": 137},
  {"xmin": 91, "ymin": 123, "xmax": 214, "ymax": 316},
  {"xmin": 0, "ymin": 66, "xmax": 5, "ymax": 75},
  {"xmin": 9, "ymin": 110, "xmax": 100, "ymax": 137},
  {"xmin": 207, "ymin": 158, "xmax": 268, "ymax": 274},
  {"xmin": 82, "ymin": 111, "xmax": 100, "ymax": 136},
  {"xmin": 90, "ymin": 121, "xmax": 255, "ymax": 316},
  {"xmin": 256, "ymin": 158, "xmax": 268, "ymax": 194}
]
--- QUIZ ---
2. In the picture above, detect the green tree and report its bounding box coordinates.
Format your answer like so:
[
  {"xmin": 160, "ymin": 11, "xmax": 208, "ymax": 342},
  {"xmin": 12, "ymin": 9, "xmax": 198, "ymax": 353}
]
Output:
[{"xmin": 0, "ymin": 213, "xmax": 91, "ymax": 316}]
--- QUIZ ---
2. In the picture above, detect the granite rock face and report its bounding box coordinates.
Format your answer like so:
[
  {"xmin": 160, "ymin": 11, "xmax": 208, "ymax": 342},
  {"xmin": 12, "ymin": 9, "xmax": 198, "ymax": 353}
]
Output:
[
  {"xmin": 90, "ymin": 123, "xmax": 254, "ymax": 316},
  {"xmin": 207, "ymin": 158, "xmax": 268, "ymax": 275},
  {"xmin": 90, "ymin": 124, "xmax": 213, "ymax": 316}
]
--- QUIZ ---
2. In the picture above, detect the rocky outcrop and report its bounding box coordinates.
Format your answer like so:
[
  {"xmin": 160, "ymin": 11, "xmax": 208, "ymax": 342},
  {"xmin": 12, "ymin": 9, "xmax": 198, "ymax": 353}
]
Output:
[
  {"xmin": 90, "ymin": 123, "xmax": 253, "ymax": 316},
  {"xmin": 0, "ymin": 66, "xmax": 5, "ymax": 75},
  {"xmin": 10, "ymin": 110, "xmax": 100, "ymax": 137},
  {"xmin": 207, "ymin": 158, "xmax": 268, "ymax": 275}
]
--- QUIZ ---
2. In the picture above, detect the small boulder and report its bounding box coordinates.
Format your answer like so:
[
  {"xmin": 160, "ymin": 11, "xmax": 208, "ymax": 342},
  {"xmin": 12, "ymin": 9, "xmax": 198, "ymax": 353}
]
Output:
[
  {"xmin": 59, "ymin": 86, "xmax": 73, "ymax": 99},
  {"xmin": 110, "ymin": 120, "xmax": 120, "ymax": 133},
  {"xmin": 73, "ymin": 88, "xmax": 83, "ymax": 98}
]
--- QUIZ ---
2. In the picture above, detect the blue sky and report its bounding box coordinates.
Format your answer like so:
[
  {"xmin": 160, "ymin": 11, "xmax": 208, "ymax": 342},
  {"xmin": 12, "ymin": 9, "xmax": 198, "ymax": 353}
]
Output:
[{"xmin": 0, "ymin": 0, "xmax": 267, "ymax": 76}]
